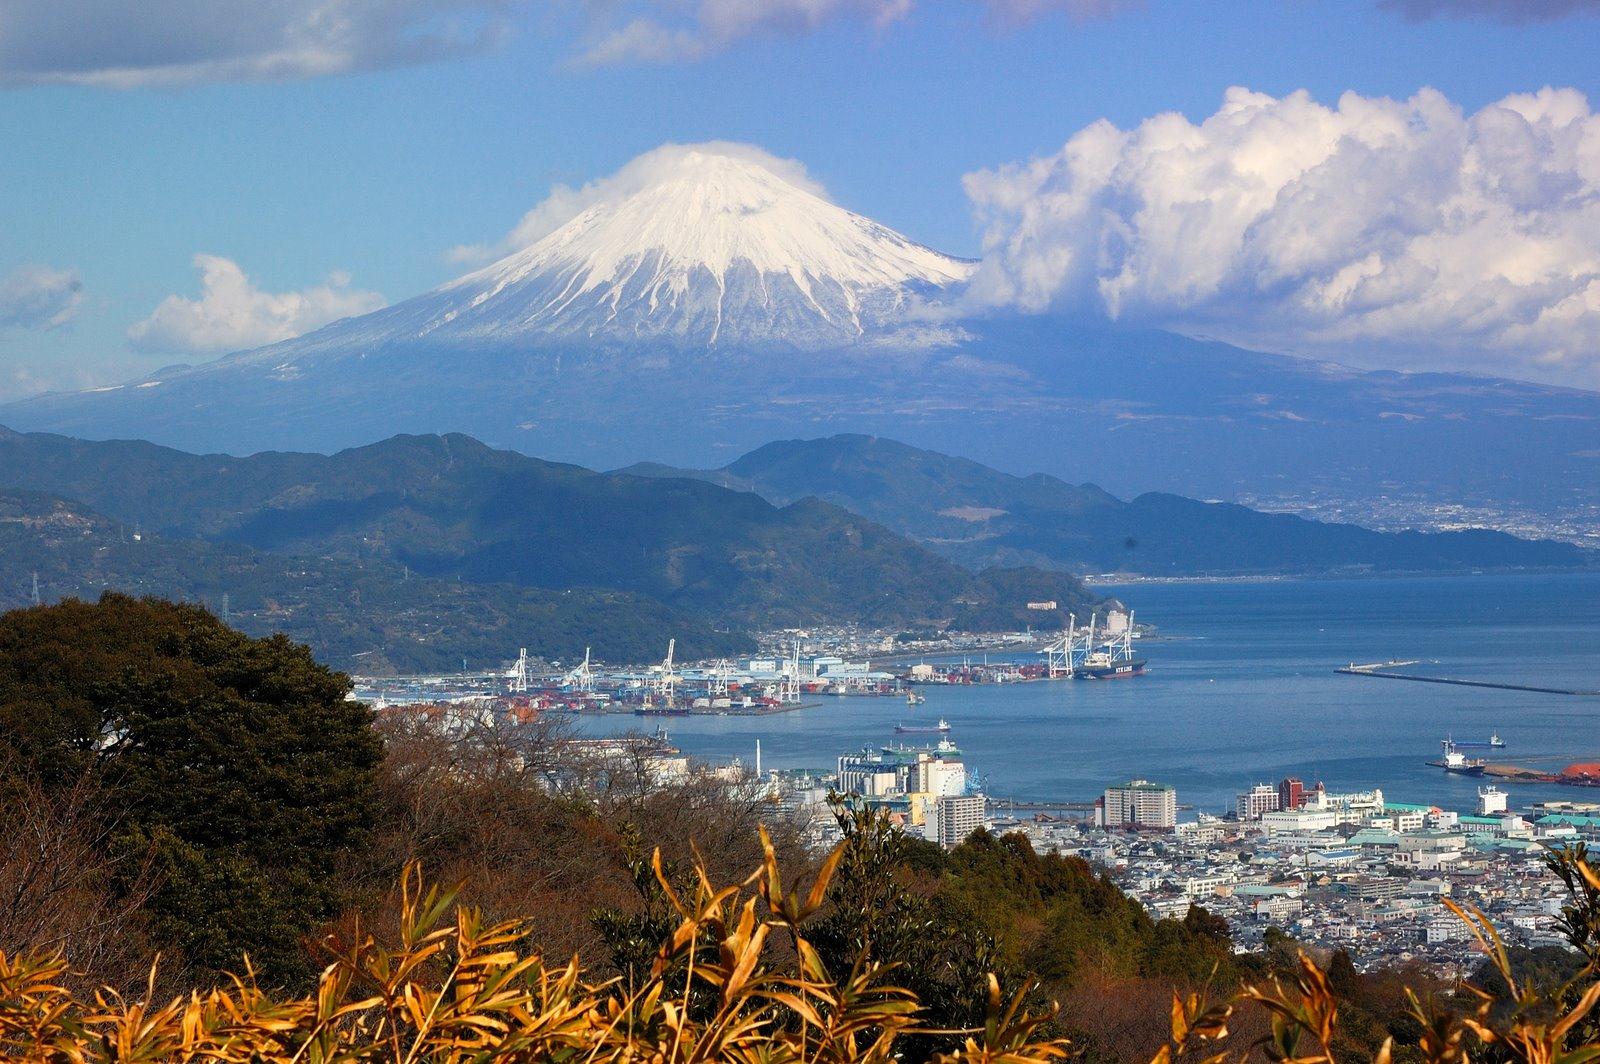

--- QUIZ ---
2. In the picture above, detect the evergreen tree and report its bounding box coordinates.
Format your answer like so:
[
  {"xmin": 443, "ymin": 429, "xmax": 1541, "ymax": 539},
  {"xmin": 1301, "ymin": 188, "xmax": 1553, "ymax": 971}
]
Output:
[{"xmin": 0, "ymin": 593, "xmax": 383, "ymax": 986}]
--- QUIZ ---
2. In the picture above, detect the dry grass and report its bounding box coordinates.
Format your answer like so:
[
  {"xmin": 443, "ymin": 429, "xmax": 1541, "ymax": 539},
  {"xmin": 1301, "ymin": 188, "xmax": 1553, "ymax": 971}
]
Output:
[{"xmin": 1, "ymin": 832, "xmax": 1597, "ymax": 1064}]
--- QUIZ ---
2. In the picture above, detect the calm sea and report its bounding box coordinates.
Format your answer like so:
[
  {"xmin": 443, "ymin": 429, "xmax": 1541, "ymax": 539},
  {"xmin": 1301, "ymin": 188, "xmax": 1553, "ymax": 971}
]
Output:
[{"xmin": 578, "ymin": 572, "xmax": 1600, "ymax": 816}]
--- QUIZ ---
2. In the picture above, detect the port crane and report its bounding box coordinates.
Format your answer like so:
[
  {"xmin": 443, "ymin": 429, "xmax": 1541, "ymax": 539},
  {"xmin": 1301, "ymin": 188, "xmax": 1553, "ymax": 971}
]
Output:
[
  {"xmin": 1043, "ymin": 614, "xmax": 1098, "ymax": 677},
  {"xmin": 646, "ymin": 639, "xmax": 680, "ymax": 707},
  {"xmin": 560, "ymin": 647, "xmax": 595, "ymax": 693},
  {"xmin": 776, "ymin": 641, "xmax": 802, "ymax": 704},
  {"xmin": 508, "ymin": 648, "xmax": 531, "ymax": 695},
  {"xmin": 708, "ymin": 658, "xmax": 737, "ymax": 698}
]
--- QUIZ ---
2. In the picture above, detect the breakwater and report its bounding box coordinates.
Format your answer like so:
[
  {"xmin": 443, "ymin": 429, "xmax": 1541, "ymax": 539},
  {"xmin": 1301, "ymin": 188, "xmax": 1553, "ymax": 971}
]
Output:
[{"xmin": 1335, "ymin": 666, "xmax": 1600, "ymax": 696}]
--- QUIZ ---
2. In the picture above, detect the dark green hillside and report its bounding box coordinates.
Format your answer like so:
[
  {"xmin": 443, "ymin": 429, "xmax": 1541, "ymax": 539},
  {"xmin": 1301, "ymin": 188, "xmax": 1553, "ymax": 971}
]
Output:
[
  {"xmin": 0, "ymin": 428, "xmax": 1097, "ymax": 634},
  {"xmin": 0, "ymin": 491, "xmax": 749, "ymax": 671}
]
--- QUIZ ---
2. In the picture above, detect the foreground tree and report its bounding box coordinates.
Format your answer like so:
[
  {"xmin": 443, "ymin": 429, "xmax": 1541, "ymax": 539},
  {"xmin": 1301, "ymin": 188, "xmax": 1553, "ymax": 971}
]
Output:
[{"xmin": 0, "ymin": 593, "xmax": 382, "ymax": 986}]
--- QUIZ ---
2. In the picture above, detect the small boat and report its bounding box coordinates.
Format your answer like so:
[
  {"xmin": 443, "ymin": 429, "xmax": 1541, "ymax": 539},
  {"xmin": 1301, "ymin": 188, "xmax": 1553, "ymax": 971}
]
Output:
[
  {"xmin": 895, "ymin": 717, "xmax": 950, "ymax": 734},
  {"xmin": 905, "ymin": 690, "xmax": 926, "ymax": 705}
]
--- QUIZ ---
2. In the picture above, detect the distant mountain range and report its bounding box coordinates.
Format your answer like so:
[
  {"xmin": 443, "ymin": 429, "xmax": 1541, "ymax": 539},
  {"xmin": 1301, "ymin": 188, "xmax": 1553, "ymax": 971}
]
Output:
[
  {"xmin": 624, "ymin": 435, "xmax": 1593, "ymax": 578},
  {"xmin": 4, "ymin": 148, "xmax": 1597, "ymax": 523},
  {"xmin": 0, "ymin": 427, "xmax": 1100, "ymax": 667}
]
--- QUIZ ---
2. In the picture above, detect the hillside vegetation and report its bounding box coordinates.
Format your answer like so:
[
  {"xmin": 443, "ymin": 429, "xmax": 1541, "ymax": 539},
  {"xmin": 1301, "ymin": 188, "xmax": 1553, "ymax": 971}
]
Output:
[
  {"xmin": 0, "ymin": 492, "xmax": 750, "ymax": 670},
  {"xmin": 0, "ymin": 428, "xmax": 1099, "ymax": 644}
]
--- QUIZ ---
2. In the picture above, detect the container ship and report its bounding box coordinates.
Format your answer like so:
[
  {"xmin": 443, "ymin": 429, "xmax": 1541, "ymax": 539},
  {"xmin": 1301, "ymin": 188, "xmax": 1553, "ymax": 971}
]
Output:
[
  {"xmin": 1049, "ymin": 609, "xmax": 1148, "ymax": 679},
  {"xmin": 1075, "ymin": 650, "xmax": 1147, "ymax": 680}
]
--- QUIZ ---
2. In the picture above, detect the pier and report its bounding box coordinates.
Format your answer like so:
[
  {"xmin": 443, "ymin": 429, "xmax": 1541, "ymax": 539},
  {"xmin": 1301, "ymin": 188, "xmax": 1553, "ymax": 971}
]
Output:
[{"xmin": 1336, "ymin": 663, "xmax": 1600, "ymax": 696}]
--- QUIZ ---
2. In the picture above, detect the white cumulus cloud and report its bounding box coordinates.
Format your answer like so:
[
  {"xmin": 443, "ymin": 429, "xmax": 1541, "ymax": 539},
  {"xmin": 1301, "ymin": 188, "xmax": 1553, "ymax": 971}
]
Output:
[
  {"xmin": 447, "ymin": 140, "xmax": 826, "ymax": 264},
  {"xmin": 964, "ymin": 86, "xmax": 1600, "ymax": 385},
  {"xmin": 128, "ymin": 255, "xmax": 386, "ymax": 356},
  {"xmin": 0, "ymin": 264, "xmax": 83, "ymax": 330},
  {"xmin": 0, "ymin": 0, "xmax": 513, "ymax": 88}
]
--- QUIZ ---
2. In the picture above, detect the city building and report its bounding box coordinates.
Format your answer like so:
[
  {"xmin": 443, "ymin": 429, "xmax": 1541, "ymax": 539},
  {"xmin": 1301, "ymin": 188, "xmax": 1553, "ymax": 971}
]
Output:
[
  {"xmin": 1279, "ymin": 777, "xmax": 1307, "ymax": 810},
  {"xmin": 1236, "ymin": 783, "xmax": 1280, "ymax": 822},
  {"xmin": 1101, "ymin": 779, "xmax": 1177, "ymax": 830},
  {"xmin": 938, "ymin": 794, "xmax": 986, "ymax": 848}
]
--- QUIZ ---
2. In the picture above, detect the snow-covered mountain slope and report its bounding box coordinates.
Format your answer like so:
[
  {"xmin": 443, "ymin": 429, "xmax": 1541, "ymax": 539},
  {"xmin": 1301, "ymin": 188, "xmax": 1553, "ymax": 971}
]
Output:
[{"xmin": 230, "ymin": 149, "xmax": 974, "ymax": 358}]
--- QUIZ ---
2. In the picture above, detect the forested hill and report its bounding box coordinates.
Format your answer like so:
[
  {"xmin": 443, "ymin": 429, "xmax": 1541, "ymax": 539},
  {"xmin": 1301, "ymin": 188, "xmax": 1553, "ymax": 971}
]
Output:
[
  {"xmin": 0, "ymin": 490, "xmax": 750, "ymax": 672},
  {"xmin": 0, "ymin": 427, "xmax": 1098, "ymax": 635},
  {"xmin": 623, "ymin": 434, "xmax": 1594, "ymax": 577}
]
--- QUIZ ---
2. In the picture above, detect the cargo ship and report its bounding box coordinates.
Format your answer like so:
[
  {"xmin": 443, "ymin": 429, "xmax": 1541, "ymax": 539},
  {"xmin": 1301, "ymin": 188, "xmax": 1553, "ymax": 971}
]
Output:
[
  {"xmin": 895, "ymin": 717, "xmax": 951, "ymax": 734},
  {"xmin": 1075, "ymin": 650, "xmax": 1147, "ymax": 679},
  {"xmin": 1428, "ymin": 739, "xmax": 1486, "ymax": 776}
]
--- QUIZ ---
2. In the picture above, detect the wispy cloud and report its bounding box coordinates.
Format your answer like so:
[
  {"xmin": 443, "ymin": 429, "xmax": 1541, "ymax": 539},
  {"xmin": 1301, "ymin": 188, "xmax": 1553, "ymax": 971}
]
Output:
[
  {"xmin": 573, "ymin": 0, "xmax": 913, "ymax": 67},
  {"xmin": 571, "ymin": 0, "xmax": 1140, "ymax": 66},
  {"xmin": 0, "ymin": 0, "xmax": 514, "ymax": 88},
  {"xmin": 128, "ymin": 255, "xmax": 385, "ymax": 355},
  {"xmin": 1379, "ymin": 0, "xmax": 1599, "ymax": 24},
  {"xmin": 964, "ymin": 86, "xmax": 1600, "ymax": 385},
  {"xmin": 0, "ymin": 265, "xmax": 83, "ymax": 330}
]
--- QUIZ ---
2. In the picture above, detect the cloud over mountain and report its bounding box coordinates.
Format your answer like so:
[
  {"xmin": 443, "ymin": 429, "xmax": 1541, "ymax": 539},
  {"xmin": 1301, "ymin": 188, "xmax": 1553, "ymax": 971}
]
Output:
[
  {"xmin": 964, "ymin": 86, "xmax": 1600, "ymax": 385},
  {"xmin": 448, "ymin": 142, "xmax": 827, "ymax": 264},
  {"xmin": 127, "ymin": 256, "xmax": 385, "ymax": 357}
]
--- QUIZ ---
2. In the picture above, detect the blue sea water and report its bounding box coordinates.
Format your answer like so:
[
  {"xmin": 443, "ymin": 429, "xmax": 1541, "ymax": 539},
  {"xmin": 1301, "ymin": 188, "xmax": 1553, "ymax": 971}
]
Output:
[{"xmin": 579, "ymin": 573, "xmax": 1600, "ymax": 816}]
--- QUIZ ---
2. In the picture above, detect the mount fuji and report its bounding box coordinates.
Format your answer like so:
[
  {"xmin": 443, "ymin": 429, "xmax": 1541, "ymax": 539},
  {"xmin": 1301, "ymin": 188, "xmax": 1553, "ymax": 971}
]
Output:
[{"xmin": 6, "ymin": 144, "xmax": 1600, "ymax": 518}]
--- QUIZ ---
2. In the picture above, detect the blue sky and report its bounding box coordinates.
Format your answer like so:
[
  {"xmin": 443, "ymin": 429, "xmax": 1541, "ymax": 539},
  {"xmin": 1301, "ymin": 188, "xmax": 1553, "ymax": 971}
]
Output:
[{"xmin": 4, "ymin": 0, "xmax": 1600, "ymax": 398}]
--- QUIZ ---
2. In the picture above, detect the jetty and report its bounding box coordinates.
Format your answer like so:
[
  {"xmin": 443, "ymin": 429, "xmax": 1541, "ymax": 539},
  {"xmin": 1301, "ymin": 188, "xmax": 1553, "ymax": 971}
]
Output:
[{"xmin": 1336, "ymin": 662, "xmax": 1600, "ymax": 696}]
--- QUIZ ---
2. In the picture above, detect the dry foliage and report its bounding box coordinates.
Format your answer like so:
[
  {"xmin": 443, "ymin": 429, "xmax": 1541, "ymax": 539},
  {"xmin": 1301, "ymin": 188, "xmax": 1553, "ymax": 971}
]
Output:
[{"xmin": 1, "ymin": 833, "xmax": 1598, "ymax": 1064}]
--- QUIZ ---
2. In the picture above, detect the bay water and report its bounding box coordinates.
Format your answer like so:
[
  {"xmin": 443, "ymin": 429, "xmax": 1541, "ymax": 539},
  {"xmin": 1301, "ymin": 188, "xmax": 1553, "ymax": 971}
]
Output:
[{"xmin": 579, "ymin": 572, "xmax": 1600, "ymax": 815}]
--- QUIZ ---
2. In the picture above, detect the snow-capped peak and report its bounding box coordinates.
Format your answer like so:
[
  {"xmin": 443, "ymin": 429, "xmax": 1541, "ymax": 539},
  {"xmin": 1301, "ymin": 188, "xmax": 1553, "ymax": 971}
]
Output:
[{"xmin": 413, "ymin": 147, "xmax": 975, "ymax": 347}]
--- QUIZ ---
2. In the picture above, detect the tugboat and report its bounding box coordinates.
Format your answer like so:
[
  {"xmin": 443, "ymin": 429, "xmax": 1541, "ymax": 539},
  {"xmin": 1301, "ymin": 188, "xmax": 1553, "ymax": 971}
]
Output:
[
  {"xmin": 1448, "ymin": 733, "xmax": 1507, "ymax": 749},
  {"xmin": 1428, "ymin": 739, "xmax": 1487, "ymax": 776},
  {"xmin": 905, "ymin": 690, "xmax": 927, "ymax": 706},
  {"xmin": 895, "ymin": 717, "xmax": 951, "ymax": 734}
]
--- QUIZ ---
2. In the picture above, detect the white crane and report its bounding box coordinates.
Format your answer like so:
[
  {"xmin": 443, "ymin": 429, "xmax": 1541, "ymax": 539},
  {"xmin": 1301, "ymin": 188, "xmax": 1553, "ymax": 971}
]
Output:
[
  {"xmin": 561, "ymin": 647, "xmax": 595, "ymax": 693},
  {"xmin": 649, "ymin": 639, "xmax": 680, "ymax": 706},
  {"xmin": 708, "ymin": 658, "xmax": 736, "ymax": 698},
  {"xmin": 776, "ymin": 641, "xmax": 802, "ymax": 704},
  {"xmin": 1044, "ymin": 616, "xmax": 1074, "ymax": 678},
  {"xmin": 508, "ymin": 648, "xmax": 531, "ymax": 695}
]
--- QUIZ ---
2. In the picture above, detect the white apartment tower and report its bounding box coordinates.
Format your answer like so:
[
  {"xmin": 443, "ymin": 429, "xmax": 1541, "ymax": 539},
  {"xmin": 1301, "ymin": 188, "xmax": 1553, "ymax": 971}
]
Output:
[
  {"xmin": 1102, "ymin": 779, "xmax": 1177, "ymax": 830},
  {"xmin": 1235, "ymin": 783, "xmax": 1281, "ymax": 822}
]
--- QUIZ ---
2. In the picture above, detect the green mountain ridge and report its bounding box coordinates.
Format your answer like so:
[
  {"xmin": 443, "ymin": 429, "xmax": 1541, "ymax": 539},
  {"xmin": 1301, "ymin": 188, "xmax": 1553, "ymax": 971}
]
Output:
[
  {"xmin": 0, "ymin": 490, "xmax": 750, "ymax": 672},
  {"xmin": 620, "ymin": 434, "xmax": 1593, "ymax": 577},
  {"xmin": 0, "ymin": 427, "xmax": 1099, "ymax": 643}
]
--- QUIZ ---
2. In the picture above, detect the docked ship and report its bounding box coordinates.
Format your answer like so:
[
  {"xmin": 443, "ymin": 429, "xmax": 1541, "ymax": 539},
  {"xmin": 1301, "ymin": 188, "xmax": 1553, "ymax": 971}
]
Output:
[
  {"xmin": 1428, "ymin": 739, "xmax": 1487, "ymax": 776},
  {"xmin": 1075, "ymin": 612, "xmax": 1146, "ymax": 679},
  {"xmin": 1075, "ymin": 650, "xmax": 1148, "ymax": 679},
  {"xmin": 895, "ymin": 717, "xmax": 951, "ymax": 734},
  {"xmin": 1047, "ymin": 609, "xmax": 1149, "ymax": 679}
]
